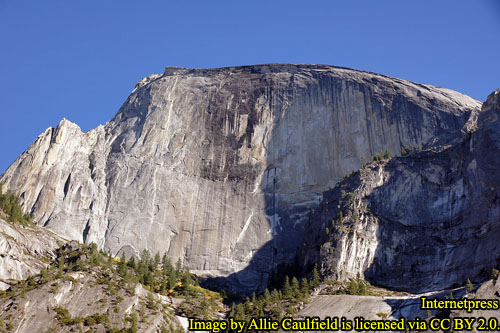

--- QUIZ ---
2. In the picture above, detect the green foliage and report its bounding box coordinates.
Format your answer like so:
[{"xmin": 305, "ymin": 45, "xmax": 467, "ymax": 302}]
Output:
[
  {"xmin": 175, "ymin": 259, "xmax": 182, "ymax": 273},
  {"xmin": 492, "ymin": 268, "xmax": 500, "ymax": 279},
  {"xmin": 154, "ymin": 252, "xmax": 161, "ymax": 268},
  {"xmin": 0, "ymin": 185, "xmax": 33, "ymax": 225},
  {"xmin": 146, "ymin": 292, "xmax": 158, "ymax": 310},
  {"xmin": 311, "ymin": 264, "xmax": 320, "ymax": 288},
  {"xmin": 271, "ymin": 289, "xmax": 279, "ymax": 302},
  {"xmin": 377, "ymin": 312, "xmax": 389, "ymax": 319},
  {"xmin": 83, "ymin": 313, "xmax": 108, "ymax": 326},
  {"xmin": 282, "ymin": 276, "xmax": 292, "ymax": 298},
  {"xmin": 263, "ymin": 288, "xmax": 270, "ymax": 303},
  {"xmin": 36, "ymin": 242, "xmax": 202, "ymax": 300},
  {"xmin": 54, "ymin": 306, "xmax": 82, "ymax": 326},
  {"xmin": 345, "ymin": 278, "xmax": 367, "ymax": 295},
  {"xmin": 300, "ymin": 278, "xmax": 309, "ymax": 296},
  {"xmin": 40, "ymin": 269, "xmax": 49, "ymax": 284},
  {"xmin": 128, "ymin": 312, "xmax": 138, "ymax": 333},
  {"xmin": 227, "ymin": 269, "xmax": 316, "ymax": 323},
  {"xmin": 384, "ymin": 149, "xmax": 392, "ymax": 159},
  {"xmin": 466, "ymin": 278, "xmax": 474, "ymax": 293},
  {"xmin": 291, "ymin": 277, "xmax": 300, "ymax": 298},
  {"xmin": 349, "ymin": 279, "xmax": 359, "ymax": 295},
  {"xmin": 400, "ymin": 144, "xmax": 415, "ymax": 156},
  {"xmin": 0, "ymin": 240, "xmax": 220, "ymax": 331}
]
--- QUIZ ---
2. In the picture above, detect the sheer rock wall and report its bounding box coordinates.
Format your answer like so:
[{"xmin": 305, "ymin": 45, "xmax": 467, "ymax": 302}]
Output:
[{"xmin": 0, "ymin": 64, "xmax": 480, "ymax": 291}]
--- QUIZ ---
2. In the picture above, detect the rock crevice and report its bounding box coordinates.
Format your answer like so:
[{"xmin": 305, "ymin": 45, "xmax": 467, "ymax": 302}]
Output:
[{"xmin": 0, "ymin": 64, "xmax": 481, "ymax": 291}]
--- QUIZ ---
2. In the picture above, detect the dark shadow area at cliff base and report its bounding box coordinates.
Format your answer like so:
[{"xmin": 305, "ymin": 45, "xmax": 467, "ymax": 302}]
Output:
[
  {"xmin": 363, "ymin": 121, "xmax": 500, "ymax": 294},
  {"xmin": 201, "ymin": 205, "xmax": 308, "ymax": 296},
  {"xmin": 201, "ymin": 66, "xmax": 486, "ymax": 297}
]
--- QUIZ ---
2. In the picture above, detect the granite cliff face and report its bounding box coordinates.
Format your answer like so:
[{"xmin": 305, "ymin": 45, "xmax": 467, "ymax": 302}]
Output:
[
  {"xmin": 300, "ymin": 90, "xmax": 500, "ymax": 293},
  {"xmin": 0, "ymin": 64, "xmax": 481, "ymax": 291}
]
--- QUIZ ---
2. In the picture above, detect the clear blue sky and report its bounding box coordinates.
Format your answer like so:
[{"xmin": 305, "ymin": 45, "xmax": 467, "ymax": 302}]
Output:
[{"xmin": 0, "ymin": 0, "xmax": 499, "ymax": 173}]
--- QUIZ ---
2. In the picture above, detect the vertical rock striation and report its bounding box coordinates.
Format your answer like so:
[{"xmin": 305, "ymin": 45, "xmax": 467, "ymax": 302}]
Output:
[
  {"xmin": 300, "ymin": 90, "xmax": 500, "ymax": 293},
  {"xmin": 0, "ymin": 64, "xmax": 481, "ymax": 291}
]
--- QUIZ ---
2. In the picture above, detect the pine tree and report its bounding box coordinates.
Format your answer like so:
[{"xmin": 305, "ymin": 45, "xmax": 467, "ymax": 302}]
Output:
[
  {"xmin": 127, "ymin": 256, "xmax": 137, "ymax": 270},
  {"xmin": 283, "ymin": 276, "xmax": 292, "ymax": 298},
  {"xmin": 263, "ymin": 288, "xmax": 271, "ymax": 304},
  {"xmin": 154, "ymin": 252, "xmax": 161, "ymax": 269},
  {"xmin": 466, "ymin": 278, "xmax": 474, "ymax": 293},
  {"xmin": 359, "ymin": 281, "xmax": 366, "ymax": 295},
  {"xmin": 139, "ymin": 249, "xmax": 150, "ymax": 274},
  {"xmin": 311, "ymin": 264, "xmax": 320, "ymax": 288},
  {"xmin": 168, "ymin": 269, "xmax": 177, "ymax": 289},
  {"xmin": 40, "ymin": 268, "xmax": 49, "ymax": 284},
  {"xmin": 229, "ymin": 302, "xmax": 236, "ymax": 318},
  {"xmin": 300, "ymin": 278, "xmax": 309, "ymax": 296},
  {"xmin": 349, "ymin": 279, "xmax": 359, "ymax": 295},
  {"xmin": 385, "ymin": 149, "xmax": 392, "ymax": 159},
  {"xmin": 291, "ymin": 277, "xmax": 301, "ymax": 298},
  {"xmin": 181, "ymin": 267, "xmax": 193, "ymax": 286},
  {"xmin": 244, "ymin": 297, "xmax": 252, "ymax": 312},
  {"xmin": 234, "ymin": 304, "xmax": 245, "ymax": 321},
  {"xmin": 10, "ymin": 203, "xmax": 23, "ymax": 223},
  {"xmin": 162, "ymin": 253, "xmax": 172, "ymax": 274},
  {"xmin": 130, "ymin": 312, "xmax": 138, "ymax": 333},
  {"xmin": 271, "ymin": 289, "xmax": 279, "ymax": 301},
  {"xmin": 176, "ymin": 258, "xmax": 182, "ymax": 274},
  {"xmin": 118, "ymin": 252, "xmax": 128, "ymax": 277}
]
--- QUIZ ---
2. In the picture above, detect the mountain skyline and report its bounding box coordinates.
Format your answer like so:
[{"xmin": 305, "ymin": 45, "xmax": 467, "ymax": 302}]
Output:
[{"xmin": 1, "ymin": 0, "xmax": 499, "ymax": 173}]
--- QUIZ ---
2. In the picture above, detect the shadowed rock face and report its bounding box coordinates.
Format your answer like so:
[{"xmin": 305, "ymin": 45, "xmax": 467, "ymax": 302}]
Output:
[
  {"xmin": 300, "ymin": 90, "xmax": 500, "ymax": 293},
  {"xmin": 0, "ymin": 64, "xmax": 480, "ymax": 292}
]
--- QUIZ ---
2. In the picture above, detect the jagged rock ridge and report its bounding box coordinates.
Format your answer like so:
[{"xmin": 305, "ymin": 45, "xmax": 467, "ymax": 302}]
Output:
[
  {"xmin": 299, "ymin": 90, "xmax": 500, "ymax": 293},
  {"xmin": 0, "ymin": 64, "xmax": 481, "ymax": 291}
]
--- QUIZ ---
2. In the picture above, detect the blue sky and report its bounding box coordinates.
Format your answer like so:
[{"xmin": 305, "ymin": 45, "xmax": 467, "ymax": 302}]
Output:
[{"xmin": 0, "ymin": 0, "xmax": 499, "ymax": 173}]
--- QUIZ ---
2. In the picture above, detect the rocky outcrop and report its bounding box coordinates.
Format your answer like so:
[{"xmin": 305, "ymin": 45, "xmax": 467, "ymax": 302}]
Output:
[
  {"xmin": 0, "ymin": 217, "xmax": 64, "ymax": 290},
  {"xmin": 300, "ymin": 90, "xmax": 500, "ymax": 293},
  {"xmin": 296, "ymin": 288, "xmax": 466, "ymax": 323},
  {"xmin": 451, "ymin": 276, "xmax": 500, "ymax": 323},
  {"xmin": 0, "ymin": 260, "xmax": 188, "ymax": 332},
  {"xmin": 0, "ymin": 64, "xmax": 481, "ymax": 291}
]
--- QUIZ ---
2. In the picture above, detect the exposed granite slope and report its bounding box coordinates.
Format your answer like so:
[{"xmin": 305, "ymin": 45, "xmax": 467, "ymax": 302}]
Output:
[
  {"xmin": 0, "ymin": 217, "xmax": 64, "ymax": 290},
  {"xmin": 299, "ymin": 90, "xmax": 500, "ymax": 293},
  {"xmin": 0, "ymin": 64, "xmax": 481, "ymax": 291}
]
